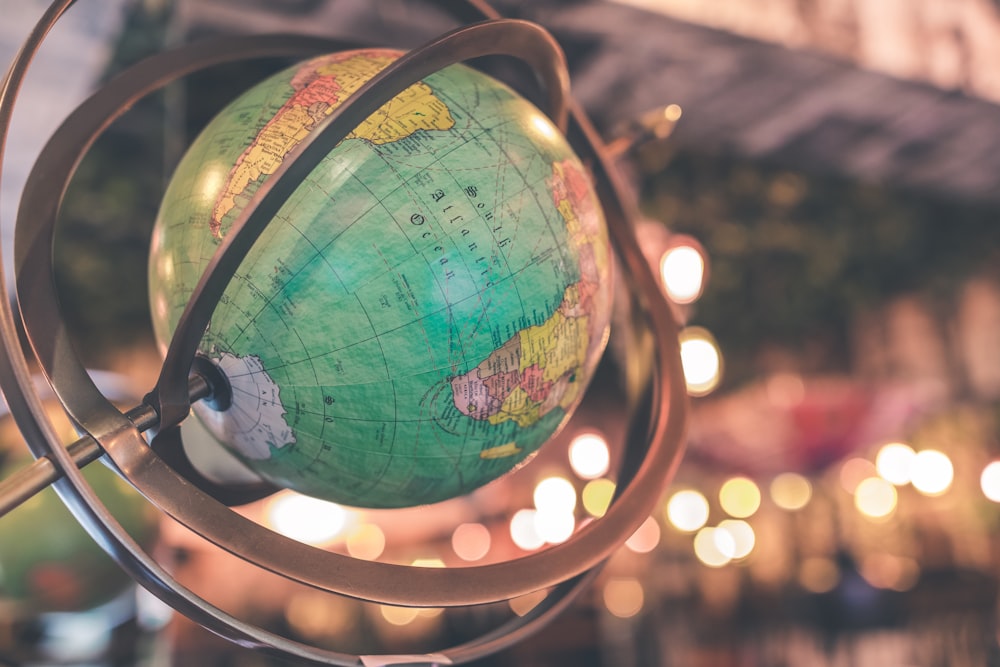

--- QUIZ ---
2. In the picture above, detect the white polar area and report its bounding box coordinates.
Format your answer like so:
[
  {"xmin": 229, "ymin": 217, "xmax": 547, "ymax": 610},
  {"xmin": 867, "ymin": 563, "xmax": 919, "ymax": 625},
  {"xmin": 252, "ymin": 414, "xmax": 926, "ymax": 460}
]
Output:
[{"xmin": 193, "ymin": 352, "xmax": 296, "ymax": 461}]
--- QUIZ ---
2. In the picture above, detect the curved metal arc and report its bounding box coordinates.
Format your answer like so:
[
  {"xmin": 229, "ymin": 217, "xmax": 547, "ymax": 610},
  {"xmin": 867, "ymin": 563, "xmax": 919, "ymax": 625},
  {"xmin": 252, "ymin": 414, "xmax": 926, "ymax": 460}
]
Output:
[
  {"xmin": 0, "ymin": 0, "xmax": 77, "ymax": 485},
  {"xmin": 15, "ymin": 31, "xmax": 369, "ymax": 454},
  {"xmin": 13, "ymin": 3, "xmax": 684, "ymax": 608},
  {"xmin": 3, "ymin": 8, "xmax": 606, "ymax": 663},
  {"xmin": 149, "ymin": 18, "xmax": 569, "ymax": 429},
  {"xmin": 3, "ymin": 1, "xmax": 688, "ymax": 663},
  {"xmin": 5, "ymin": 27, "xmax": 380, "ymax": 667}
]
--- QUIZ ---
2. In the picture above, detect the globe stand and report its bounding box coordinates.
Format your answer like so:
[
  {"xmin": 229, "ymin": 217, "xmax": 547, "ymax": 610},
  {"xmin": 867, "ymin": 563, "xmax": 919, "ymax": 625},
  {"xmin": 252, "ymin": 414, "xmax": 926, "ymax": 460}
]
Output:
[{"xmin": 0, "ymin": 1, "xmax": 688, "ymax": 664}]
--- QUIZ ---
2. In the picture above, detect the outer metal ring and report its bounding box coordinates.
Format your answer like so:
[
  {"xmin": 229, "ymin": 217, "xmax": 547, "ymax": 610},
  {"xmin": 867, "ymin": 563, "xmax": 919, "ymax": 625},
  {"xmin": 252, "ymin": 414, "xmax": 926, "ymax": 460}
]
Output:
[{"xmin": 2, "ymin": 1, "xmax": 688, "ymax": 663}]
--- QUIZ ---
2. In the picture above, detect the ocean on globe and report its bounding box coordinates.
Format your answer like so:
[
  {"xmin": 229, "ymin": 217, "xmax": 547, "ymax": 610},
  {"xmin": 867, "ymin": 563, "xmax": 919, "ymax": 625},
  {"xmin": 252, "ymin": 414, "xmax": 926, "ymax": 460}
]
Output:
[{"xmin": 149, "ymin": 49, "xmax": 612, "ymax": 508}]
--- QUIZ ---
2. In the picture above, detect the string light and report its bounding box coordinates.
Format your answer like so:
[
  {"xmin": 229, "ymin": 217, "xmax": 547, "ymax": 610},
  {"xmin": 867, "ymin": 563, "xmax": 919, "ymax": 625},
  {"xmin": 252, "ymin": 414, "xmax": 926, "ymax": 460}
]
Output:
[
  {"xmin": 451, "ymin": 523, "xmax": 491, "ymax": 562},
  {"xmin": 911, "ymin": 449, "xmax": 953, "ymax": 496},
  {"xmin": 875, "ymin": 442, "xmax": 916, "ymax": 486},
  {"xmin": 981, "ymin": 461, "xmax": 1000, "ymax": 502},
  {"xmin": 854, "ymin": 477, "xmax": 897, "ymax": 519},
  {"xmin": 582, "ymin": 479, "xmax": 616, "ymax": 517},
  {"xmin": 568, "ymin": 432, "xmax": 611, "ymax": 480},
  {"xmin": 679, "ymin": 327, "xmax": 722, "ymax": 396},
  {"xmin": 770, "ymin": 472, "xmax": 812, "ymax": 510},
  {"xmin": 659, "ymin": 244, "xmax": 704, "ymax": 304},
  {"xmin": 266, "ymin": 493, "xmax": 350, "ymax": 546},
  {"xmin": 625, "ymin": 516, "xmax": 661, "ymax": 554},
  {"xmin": 665, "ymin": 489, "xmax": 710, "ymax": 532},
  {"xmin": 719, "ymin": 477, "xmax": 761, "ymax": 518},
  {"xmin": 603, "ymin": 578, "xmax": 644, "ymax": 618},
  {"xmin": 693, "ymin": 526, "xmax": 734, "ymax": 567}
]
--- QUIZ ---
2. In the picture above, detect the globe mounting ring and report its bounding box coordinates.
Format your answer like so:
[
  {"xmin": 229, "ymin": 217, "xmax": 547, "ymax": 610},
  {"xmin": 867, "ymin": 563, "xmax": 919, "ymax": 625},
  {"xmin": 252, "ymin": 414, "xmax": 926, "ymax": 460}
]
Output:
[{"xmin": 0, "ymin": 1, "xmax": 688, "ymax": 664}]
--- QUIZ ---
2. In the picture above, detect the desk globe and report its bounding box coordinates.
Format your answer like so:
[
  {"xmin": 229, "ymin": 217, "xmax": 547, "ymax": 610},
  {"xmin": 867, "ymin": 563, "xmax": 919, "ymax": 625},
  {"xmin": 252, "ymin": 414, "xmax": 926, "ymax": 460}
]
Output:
[{"xmin": 149, "ymin": 48, "xmax": 612, "ymax": 508}]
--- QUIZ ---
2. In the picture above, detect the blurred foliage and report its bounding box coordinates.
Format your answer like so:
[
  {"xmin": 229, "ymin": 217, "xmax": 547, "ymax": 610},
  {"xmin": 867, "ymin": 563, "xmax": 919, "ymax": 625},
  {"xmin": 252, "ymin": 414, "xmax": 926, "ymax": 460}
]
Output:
[
  {"xmin": 54, "ymin": 0, "xmax": 173, "ymax": 366},
  {"xmin": 53, "ymin": 1, "xmax": 293, "ymax": 367},
  {"xmin": 641, "ymin": 149, "xmax": 1000, "ymax": 387}
]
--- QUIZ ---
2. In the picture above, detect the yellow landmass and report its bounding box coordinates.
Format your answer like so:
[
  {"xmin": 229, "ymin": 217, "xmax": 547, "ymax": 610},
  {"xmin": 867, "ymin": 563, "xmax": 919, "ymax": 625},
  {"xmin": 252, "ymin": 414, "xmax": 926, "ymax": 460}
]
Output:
[
  {"xmin": 518, "ymin": 306, "xmax": 588, "ymax": 382},
  {"xmin": 479, "ymin": 442, "xmax": 523, "ymax": 459},
  {"xmin": 348, "ymin": 83, "xmax": 454, "ymax": 145},
  {"xmin": 488, "ymin": 387, "xmax": 542, "ymax": 428}
]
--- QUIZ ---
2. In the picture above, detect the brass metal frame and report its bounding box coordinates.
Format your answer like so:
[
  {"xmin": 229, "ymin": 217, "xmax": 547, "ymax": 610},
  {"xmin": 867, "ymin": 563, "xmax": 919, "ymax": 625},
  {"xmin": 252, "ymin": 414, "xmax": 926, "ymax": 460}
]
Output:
[{"xmin": 0, "ymin": 1, "xmax": 688, "ymax": 664}]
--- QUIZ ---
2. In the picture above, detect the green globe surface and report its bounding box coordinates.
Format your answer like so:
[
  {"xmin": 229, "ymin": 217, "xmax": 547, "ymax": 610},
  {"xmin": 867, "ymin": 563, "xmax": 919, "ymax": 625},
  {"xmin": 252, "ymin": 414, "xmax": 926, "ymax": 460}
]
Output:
[
  {"xmin": 0, "ymin": 411, "xmax": 157, "ymax": 612},
  {"xmin": 149, "ymin": 49, "xmax": 612, "ymax": 508}
]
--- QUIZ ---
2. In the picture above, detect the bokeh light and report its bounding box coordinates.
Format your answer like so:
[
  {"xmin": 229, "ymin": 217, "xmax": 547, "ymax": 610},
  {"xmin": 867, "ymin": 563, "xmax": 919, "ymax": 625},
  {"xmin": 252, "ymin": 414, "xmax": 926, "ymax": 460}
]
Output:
[
  {"xmin": 769, "ymin": 472, "xmax": 812, "ymax": 510},
  {"xmin": 719, "ymin": 477, "xmax": 761, "ymax": 518},
  {"xmin": 510, "ymin": 509, "xmax": 544, "ymax": 551},
  {"xmin": 693, "ymin": 526, "xmax": 735, "ymax": 567},
  {"xmin": 534, "ymin": 476, "xmax": 577, "ymax": 514},
  {"xmin": 582, "ymin": 479, "xmax": 616, "ymax": 517},
  {"xmin": 854, "ymin": 477, "xmax": 898, "ymax": 519},
  {"xmin": 285, "ymin": 593, "xmax": 351, "ymax": 640},
  {"xmin": 451, "ymin": 522, "xmax": 491, "ymax": 562},
  {"xmin": 266, "ymin": 493, "xmax": 349, "ymax": 546},
  {"xmin": 534, "ymin": 510, "xmax": 576, "ymax": 545},
  {"xmin": 718, "ymin": 519, "xmax": 755, "ymax": 559},
  {"xmin": 603, "ymin": 577, "xmax": 644, "ymax": 618},
  {"xmin": 861, "ymin": 553, "xmax": 920, "ymax": 591},
  {"xmin": 380, "ymin": 605, "xmax": 419, "ymax": 626},
  {"xmin": 679, "ymin": 327, "xmax": 722, "ymax": 396},
  {"xmin": 663, "ymin": 103, "xmax": 683, "ymax": 122},
  {"xmin": 981, "ymin": 461, "xmax": 1000, "ymax": 502},
  {"xmin": 568, "ymin": 432, "xmax": 611, "ymax": 480},
  {"xmin": 665, "ymin": 489, "xmax": 710, "ymax": 532},
  {"xmin": 911, "ymin": 449, "xmax": 954, "ymax": 496},
  {"xmin": 839, "ymin": 457, "xmax": 877, "ymax": 494},
  {"xmin": 875, "ymin": 442, "xmax": 916, "ymax": 486},
  {"xmin": 799, "ymin": 557, "xmax": 839, "ymax": 593},
  {"xmin": 625, "ymin": 516, "xmax": 661, "ymax": 554},
  {"xmin": 345, "ymin": 523, "xmax": 385, "ymax": 561},
  {"xmin": 659, "ymin": 244, "xmax": 705, "ymax": 304}
]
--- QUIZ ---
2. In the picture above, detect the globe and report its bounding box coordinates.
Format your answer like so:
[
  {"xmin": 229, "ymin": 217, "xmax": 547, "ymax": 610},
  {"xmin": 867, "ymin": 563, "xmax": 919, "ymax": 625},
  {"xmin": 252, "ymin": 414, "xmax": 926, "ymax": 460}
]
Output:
[
  {"xmin": 0, "ymin": 403, "xmax": 157, "ymax": 612},
  {"xmin": 149, "ymin": 48, "xmax": 612, "ymax": 508}
]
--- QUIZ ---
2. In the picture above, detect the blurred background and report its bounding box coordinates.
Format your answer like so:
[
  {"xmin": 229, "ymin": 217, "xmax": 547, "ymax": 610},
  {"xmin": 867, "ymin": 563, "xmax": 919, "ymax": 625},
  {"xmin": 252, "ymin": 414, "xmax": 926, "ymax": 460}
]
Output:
[{"xmin": 3, "ymin": 0, "xmax": 1000, "ymax": 665}]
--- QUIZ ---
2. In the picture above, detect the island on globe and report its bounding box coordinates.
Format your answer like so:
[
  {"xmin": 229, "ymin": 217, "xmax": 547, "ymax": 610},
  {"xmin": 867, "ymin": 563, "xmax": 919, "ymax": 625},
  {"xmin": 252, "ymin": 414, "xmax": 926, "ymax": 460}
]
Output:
[{"xmin": 149, "ymin": 48, "xmax": 612, "ymax": 508}]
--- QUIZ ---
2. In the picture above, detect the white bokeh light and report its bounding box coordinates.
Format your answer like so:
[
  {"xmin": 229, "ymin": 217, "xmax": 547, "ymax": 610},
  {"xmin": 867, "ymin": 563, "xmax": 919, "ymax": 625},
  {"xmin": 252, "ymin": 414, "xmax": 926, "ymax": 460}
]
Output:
[
  {"xmin": 854, "ymin": 477, "xmax": 897, "ymax": 519},
  {"xmin": 679, "ymin": 328, "xmax": 722, "ymax": 396},
  {"xmin": 875, "ymin": 442, "xmax": 916, "ymax": 486},
  {"xmin": 911, "ymin": 449, "xmax": 954, "ymax": 496},
  {"xmin": 718, "ymin": 519, "xmax": 755, "ymax": 559},
  {"xmin": 568, "ymin": 432, "xmax": 611, "ymax": 480},
  {"xmin": 694, "ymin": 526, "xmax": 734, "ymax": 567},
  {"xmin": 533, "ymin": 476, "xmax": 577, "ymax": 514},
  {"xmin": 660, "ymin": 244, "xmax": 705, "ymax": 304},
  {"xmin": 534, "ymin": 510, "xmax": 576, "ymax": 544},
  {"xmin": 510, "ymin": 509, "xmax": 545, "ymax": 550},
  {"xmin": 982, "ymin": 461, "xmax": 1000, "ymax": 502},
  {"xmin": 267, "ymin": 493, "xmax": 349, "ymax": 546},
  {"xmin": 665, "ymin": 489, "xmax": 710, "ymax": 532}
]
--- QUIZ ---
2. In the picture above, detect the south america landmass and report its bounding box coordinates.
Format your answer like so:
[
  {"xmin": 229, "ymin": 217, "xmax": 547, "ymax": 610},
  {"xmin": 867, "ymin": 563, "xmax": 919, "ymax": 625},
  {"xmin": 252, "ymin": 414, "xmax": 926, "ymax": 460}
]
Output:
[{"xmin": 209, "ymin": 50, "xmax": 456, "ymax": 239}]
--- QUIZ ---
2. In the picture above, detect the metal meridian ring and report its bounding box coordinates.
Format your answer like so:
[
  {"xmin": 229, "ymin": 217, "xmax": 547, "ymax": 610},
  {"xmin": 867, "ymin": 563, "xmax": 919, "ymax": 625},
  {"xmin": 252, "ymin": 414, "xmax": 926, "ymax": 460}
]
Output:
[{"xmin": 4, "ymin": 2, "xmax": 687, "ymax": 665}]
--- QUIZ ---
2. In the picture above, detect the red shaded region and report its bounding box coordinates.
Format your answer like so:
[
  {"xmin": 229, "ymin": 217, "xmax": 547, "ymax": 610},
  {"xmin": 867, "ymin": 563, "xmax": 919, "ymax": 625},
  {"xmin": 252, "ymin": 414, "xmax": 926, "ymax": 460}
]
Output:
[
  {"xmin": 289, "ymin": 75, "xmax": 342, "ymax": 109},
  {"xmin": 520, "ymin": 364, "xmax": 552, "ymax": 403},
  {"xmin": 561, "ymin": 160, "xmax": 592, "ymax": 207}
]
